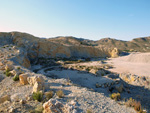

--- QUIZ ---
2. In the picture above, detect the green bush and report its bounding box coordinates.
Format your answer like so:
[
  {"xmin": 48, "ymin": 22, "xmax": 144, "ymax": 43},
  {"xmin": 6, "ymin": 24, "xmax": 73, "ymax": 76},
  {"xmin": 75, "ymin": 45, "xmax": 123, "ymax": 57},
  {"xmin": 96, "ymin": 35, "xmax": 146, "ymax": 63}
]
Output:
[
  {"xmin": 17, "ymin": 67, "xmax": 21, "ymax": 70},
  {"xmin": 5, "ymin": 70, "xmax": 11, "ymax": 77},
  {"xmin": 56, "ymin": 90, "xmax": 64, "ymax": 98},
  {"xmin": 32, "ymin": 92, "xmax": 43, "ymax": 102},
  {"xmin": 13, "ymin": 75, "xmax": 19, "ymax": 81}
]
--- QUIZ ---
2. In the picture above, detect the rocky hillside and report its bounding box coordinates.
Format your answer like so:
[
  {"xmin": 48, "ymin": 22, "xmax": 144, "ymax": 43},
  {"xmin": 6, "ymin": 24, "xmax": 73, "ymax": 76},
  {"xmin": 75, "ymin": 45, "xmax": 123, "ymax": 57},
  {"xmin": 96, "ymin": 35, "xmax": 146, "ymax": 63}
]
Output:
[
  {"xmin": 0, "ymin": 32, "xmax": 118, "ymax": 61},
  {"xmin": 94, "ymin": 37, "xmax": 150, "ymax": 52},
  {"xmin": 0, "ymin": 31, "xmax": 150, "ymax": 62},
  {"xmin": 0, "ymin": 31, "xmax": 149, "ymax": 113},
  {"xmin": 46, "ymin": 35, "xmax": 150, "ymax": 52}
]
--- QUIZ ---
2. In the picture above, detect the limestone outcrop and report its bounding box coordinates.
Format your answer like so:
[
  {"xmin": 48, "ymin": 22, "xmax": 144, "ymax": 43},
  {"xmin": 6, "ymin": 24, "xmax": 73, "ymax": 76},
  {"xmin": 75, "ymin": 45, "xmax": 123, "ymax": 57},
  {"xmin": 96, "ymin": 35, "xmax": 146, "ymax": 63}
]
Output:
[
  {"xmin": 43, "ymin": 99, "xmax": 78, "ymax": 113},
  {"xmin": 19, "ymin": 74, "xmax": 29, "ymax": 85},
  {"xmin": 27, "ymin": 75, "xmax": 44, "ymax": 86},
  {"xmin": 111, "ymin": 48, "xmax": 119, "ymax": 58},
  {"xmin": 0, "ymin": 32, "xmax": 113, "ymax": 61}
]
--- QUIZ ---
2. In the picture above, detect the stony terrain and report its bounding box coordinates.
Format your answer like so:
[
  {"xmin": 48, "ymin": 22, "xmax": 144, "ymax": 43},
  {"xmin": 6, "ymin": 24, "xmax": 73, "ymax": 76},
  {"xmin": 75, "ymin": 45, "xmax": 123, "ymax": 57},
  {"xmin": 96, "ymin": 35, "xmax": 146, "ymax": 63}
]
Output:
[
  {"xmin": 0, "ymin": 45, "xmax": 137, "ymax": 113},
  {"xmin": 0, "ymin": 32, "xmax": 150, "ymax": 113}
]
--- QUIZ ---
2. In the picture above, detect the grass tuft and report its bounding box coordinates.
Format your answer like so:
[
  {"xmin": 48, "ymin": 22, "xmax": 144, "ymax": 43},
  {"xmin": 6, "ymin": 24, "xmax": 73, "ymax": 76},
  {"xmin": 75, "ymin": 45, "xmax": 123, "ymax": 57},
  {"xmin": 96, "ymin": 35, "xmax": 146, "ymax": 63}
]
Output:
[
  {"xmin": 32, "ymin": 91, "xmax": 43, "ymax": 102},
  {"xmin": 125, "ymin": 98, "xmax": 145, "ymax": 112},
  {"xmin": 56, "ymin": 90, "xmax": 64, "ymax": 98},
  {"xmin": 45, "ymin": 91, "xmax": 54, "ymax": 100},
  {"xmin": 13, "ymin": 75, "xmax": 19, "ymax": 81}
]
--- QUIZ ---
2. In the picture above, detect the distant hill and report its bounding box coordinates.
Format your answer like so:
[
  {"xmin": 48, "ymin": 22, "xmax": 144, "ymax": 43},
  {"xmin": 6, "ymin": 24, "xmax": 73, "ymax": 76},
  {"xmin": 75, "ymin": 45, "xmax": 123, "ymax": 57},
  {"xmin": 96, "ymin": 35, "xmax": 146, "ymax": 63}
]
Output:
[
  {"xmin": 94, "ymin": 37, "xmax": 150, "ymax": 52},
  {"xmin": 0, "ymin": 31, "xmax": 150, "ymax": 52},
  {"xmin": 48, "ymin": 36, "xmax": 150, "ymax": 52}
]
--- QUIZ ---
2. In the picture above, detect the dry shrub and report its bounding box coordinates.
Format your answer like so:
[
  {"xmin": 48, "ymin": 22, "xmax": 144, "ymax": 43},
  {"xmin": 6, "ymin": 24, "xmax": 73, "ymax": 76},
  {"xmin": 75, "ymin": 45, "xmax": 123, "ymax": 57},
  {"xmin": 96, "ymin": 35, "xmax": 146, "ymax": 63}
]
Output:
[
  {"xmin": 56, "ymin": 90, "xmax": 64, "ymax": 98},
  {"xmin": 45, "ymin": 91, "xmax": 54, "ymax": 100},
  {"xmin": 126, "ymin": 98, "xmax": 145, "ymax": 112},
  {"xmin": 87, "ymin": 109, "xmax": 92, "ymax": 113},
  {"xmin": 110, "ymin": 93, "xmax": 121, "ymax": 101}
]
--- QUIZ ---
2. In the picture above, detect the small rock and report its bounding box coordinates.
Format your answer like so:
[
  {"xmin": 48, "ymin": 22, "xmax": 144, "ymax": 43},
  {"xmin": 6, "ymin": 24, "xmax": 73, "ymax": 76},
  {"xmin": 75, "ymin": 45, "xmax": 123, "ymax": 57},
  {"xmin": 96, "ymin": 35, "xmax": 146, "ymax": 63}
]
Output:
[
  {"xmin": 19, "ymin": 74, "xmax": 29, "ymax": 85},
  {"xmin": 8, "ymin": 106, "xmax": 14, "ymax": 113},
  {"xmin": 20, "ymin": 99, "xmax": 26, "ymax": 104},
  {"xmin": 0, "ymin": 95, "xmax": 11, "ymax": 104},
  {"xmin": 26, "ymin": 95, "xmax": 32, "ymax": 101}
]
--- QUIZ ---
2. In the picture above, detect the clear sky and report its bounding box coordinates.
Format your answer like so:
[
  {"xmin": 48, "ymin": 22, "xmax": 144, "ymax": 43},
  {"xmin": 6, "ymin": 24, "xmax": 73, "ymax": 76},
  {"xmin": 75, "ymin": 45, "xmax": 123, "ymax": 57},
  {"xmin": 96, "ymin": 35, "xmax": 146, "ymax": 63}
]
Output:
[{"xmin": 0, "ymin": 0, "xmax": 150, "ymax": 41}]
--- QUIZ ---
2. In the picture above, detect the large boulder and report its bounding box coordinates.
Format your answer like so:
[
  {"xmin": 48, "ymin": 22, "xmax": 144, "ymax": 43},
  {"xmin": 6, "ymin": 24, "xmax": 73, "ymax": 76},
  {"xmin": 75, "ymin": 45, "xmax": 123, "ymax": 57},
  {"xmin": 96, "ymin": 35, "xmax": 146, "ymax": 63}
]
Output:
[
  {"xmin": 111, "ymin": 48, "xmax": 119, "ymax": 58},
  {"xmin": 27, "ymin": 75, "xmax": 44, "ymax": 86},
  {"xmin": 19, "ymin": 74, "xmax": 29, "ymax": 85},
  {"xmin": 33, "ymin": 82, "xmax": 45, "ymax": 93}
]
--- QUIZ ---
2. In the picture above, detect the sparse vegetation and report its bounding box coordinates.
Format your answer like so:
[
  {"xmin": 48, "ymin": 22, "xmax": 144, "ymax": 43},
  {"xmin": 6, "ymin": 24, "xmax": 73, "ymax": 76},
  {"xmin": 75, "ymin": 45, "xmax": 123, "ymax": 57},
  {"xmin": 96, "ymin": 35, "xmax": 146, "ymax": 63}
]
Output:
[
  {"xmin": 13, "ymin": 75, "xmax": 19, "ymax": 81},
  {"xmin": 101, "ymin": 64, "xmax": 113, "ymax": 69},
  {"xmin": 125, "ymin": 98, "xmax": 145, "ymax": 112},
  {"xmin": 5, "ymin": 69, "xmax": 11, "ymax": 77},
  {"xmin": 32, "ymin": 91, "xmax": 43, "ymax": 102},
  {"xmin": 66, "ymin": 77, "xmax": 71, "ymax": 85},
  {"xmin": 64, "ymin": 60, "xmax": 82, "ymax": 64},
  {"xmin": 110, "ymin": 93, "xmax": 121, "ymax": 101},
  {"xmin": 17, "ymin": 67, "xmax": 21, "ymax": 70},
  {"xmin": 56, "ymin": 90, "xmax": 64, "ymax": 98},
  {"xmin": 45, "ymin": 91, "xmax": 54, "ymax": 100}
]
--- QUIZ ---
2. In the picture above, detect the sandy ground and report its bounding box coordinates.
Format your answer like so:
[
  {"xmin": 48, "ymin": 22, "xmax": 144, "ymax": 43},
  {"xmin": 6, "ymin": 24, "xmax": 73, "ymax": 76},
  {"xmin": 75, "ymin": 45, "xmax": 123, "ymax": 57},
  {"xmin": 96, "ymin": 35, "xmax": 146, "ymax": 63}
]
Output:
[{"xmin": 107, "ymin": 52, "xmax": 150, "ymax": 77}]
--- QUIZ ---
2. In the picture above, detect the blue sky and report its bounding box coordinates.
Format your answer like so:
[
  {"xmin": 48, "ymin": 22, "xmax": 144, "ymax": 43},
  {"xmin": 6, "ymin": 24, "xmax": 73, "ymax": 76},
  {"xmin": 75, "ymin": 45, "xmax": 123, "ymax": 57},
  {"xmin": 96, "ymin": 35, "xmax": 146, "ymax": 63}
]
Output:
[{"xmin": 0, "ymin": 0, "xmax": 150, "ymax": 41}]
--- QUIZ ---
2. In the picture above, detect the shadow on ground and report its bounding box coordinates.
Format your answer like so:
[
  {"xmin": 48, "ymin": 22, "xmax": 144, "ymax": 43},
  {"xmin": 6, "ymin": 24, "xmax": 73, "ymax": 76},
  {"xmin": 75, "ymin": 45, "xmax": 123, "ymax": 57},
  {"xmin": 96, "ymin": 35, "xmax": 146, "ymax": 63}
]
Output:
[{"xmin": 32, "ymin": 58, "xmax": 150, "ymax": 113}]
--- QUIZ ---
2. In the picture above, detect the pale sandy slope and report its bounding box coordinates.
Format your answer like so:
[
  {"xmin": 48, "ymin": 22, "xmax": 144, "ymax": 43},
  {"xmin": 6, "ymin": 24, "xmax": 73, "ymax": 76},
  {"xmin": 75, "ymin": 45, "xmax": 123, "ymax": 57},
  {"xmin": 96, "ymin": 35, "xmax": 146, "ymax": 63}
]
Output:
[{"xmin": 107, "ymin": 52, "xmax": 150, "ymax": 77}]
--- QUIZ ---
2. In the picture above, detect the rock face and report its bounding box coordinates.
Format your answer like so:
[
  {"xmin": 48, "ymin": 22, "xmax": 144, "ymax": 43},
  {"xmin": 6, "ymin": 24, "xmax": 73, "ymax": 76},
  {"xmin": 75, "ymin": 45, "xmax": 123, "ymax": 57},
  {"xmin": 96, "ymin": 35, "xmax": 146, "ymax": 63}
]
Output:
[
  {"xmin": 27, "ymin": 76, "xmax": 44, "ymax": 86},
  {"xmin": 11, "ymin": 48, "xmax": 31, "ymax": 68},
  {"xmin": 111, "ymin": 48, "xmax": 119, "ymax": 58},
  {"xmin": 33, "ymin": 82, "xmax": 45, "ymax": 92},
  {"xmin": 119, "ymin": 73, "xmax": 150, "ymax": 87},
  {"xmin": 0, "ymin": 32, "xmax": 113, "ymax": 61}
]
